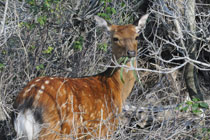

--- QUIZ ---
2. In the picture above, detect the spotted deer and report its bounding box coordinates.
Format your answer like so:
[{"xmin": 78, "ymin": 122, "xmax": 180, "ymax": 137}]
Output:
[{"xmin": 14, "ymin": 14, "xmax": 149, "ymax": 140}]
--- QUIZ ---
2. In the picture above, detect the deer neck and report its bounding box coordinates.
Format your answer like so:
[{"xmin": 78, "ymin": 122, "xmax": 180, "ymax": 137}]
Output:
[{"xmin": 101, "ymin": 58, "xmax": 137, "ymax": 111}]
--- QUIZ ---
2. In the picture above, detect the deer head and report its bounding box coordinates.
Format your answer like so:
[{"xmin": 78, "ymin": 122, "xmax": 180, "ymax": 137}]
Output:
[{"xmin": 94, "ymin": 14, "xmax": 149, "ymax": 60}]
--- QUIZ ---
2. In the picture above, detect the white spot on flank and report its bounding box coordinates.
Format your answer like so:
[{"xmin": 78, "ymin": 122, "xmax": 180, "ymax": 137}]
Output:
[
  {"xmin": 61, "ymin": 104, "xmax": 66, "ymax": 108},
  {"xmin": 90, "ymin": 113, "xmax": 94, "ymax": 118},
  {"xmin": 38, "ymin": 90, "xmax": 43, "ymax": 94},
  {"xmin": 80, "ymin": 116, "xmax": 83, "ymax": 123},
  {"xmin": 25, "ymin": 84, "xmax": 36, "ymax": 93},
  {"xmin": 25, "ymin": 88, "xmax": 31, "ymax": 93},
  {"xmin": 30, "ymin": 84, "xmax": 36, "ymax": 88},
  {"xmin": 50, "ymin": 77, "xmax": 54, "ymax": 80},
  {"xmin": 45, "ymin": 80, "xmax": 49, "ymax": 84},
  {"xmin": 35, "ymin": 79, "xmax": 41, "ymax": 82},
  {"xmin": 41, "ymin": 85, "xmax": 45, "ymax": 90},
  {"xmin": 78, "ymin": 104, "xmax": 82, "ymax": 112}
]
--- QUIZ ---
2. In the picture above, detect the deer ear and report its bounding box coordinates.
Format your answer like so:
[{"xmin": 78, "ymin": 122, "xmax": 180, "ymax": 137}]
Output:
[
  {"xmin": 136, "ymin": 14, "xmax": 149, "ymax": 33},
  {"xmin": 94, "ymin": 16, "xmax": 111, "ymax": 31}
]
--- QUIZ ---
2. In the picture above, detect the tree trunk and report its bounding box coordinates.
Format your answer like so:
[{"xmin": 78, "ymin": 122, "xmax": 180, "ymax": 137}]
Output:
[{"xmin": 184, "ymin": 0, "xmax": 203, "ymax": 100}]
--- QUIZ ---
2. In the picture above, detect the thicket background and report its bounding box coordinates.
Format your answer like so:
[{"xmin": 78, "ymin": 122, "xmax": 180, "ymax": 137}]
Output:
[{"xmin": 0, "ymin": 0, "xmax": 210, "ymax": 139}]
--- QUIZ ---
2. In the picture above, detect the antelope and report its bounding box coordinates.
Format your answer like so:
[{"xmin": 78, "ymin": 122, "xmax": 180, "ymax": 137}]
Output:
[{"xmin": 13, "ymin": 14, "xmax": 149, "ymax": 140}]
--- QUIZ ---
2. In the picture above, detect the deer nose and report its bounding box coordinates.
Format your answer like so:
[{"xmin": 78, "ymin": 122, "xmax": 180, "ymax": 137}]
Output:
[{"xmin": 127, "ymin": 50, "xmax": 136, "ymax": 57}]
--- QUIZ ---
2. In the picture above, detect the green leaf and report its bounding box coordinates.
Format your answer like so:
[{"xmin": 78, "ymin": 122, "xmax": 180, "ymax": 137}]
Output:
[
  {"xmin": 199, "ymin": 102, "xmax": 209, "ymax": 109},
  {"xmin": 97, "ymin": 13, "xmax": 110, "ymax": 20},
  {"xmin": 73, "ymin": 41, "xmax": 82, "ymax": 51},
  {"xmin": 118, "ymin": 57, "xmax": 124, "ymax": 64},
  {"xmin": 131, "ymin": 58, "xmax": 138, "ymax": 81},
  {"xmin": 202, "ymin": 128, "xmax": 208, "ymax": 133},
  {"xmin": 37, "ymin": 16, "xmax": 47, "ymax": 26},
  {"xmin": 30, "ymin": 45, "xmax": 36, "ymax": 50},
  {"xmin": 176, "ymin": 104, "xmax": 182, "ymax": 110},
  {"xmin": 192, "ymin": 103, "xmax": 199, "ymax": 109},
  {"xmin": 121, "ymin": 2, "xmax": 125, "ymax": 7},
  {"xmin": 118, "ymin": 57, "xmax": 128, "ymax": 64},
  {"xmin": 192, "ymin": 109, "xmax": 202, "ymax": 114},
  {"xmin": 132, "ymin": 70, "xmax": 138, "ymax": 81},
  {"xmin": 44, "ymin": 1, "xmax": 50, "ymax": 8},
  {"xmin": 120, "ymin": 67, "xmax": 125, "ymax": 83},
  {"xmin": 191, "ymin": 103, "xmax": 200, "ymax": 114},
  {"xmin": 0, "ymin": 63, "xmax": 4, "ymax": 69},
  {"xmin": 73, "ymin": 37, "xmax": 83, "ymax": 51},
  {"xmin": 2, "ymin": 50, "xmax": 6, "ymax": 55},
  {"xmin": 192, "ymin": 97, "xmax": 200, "ymax": 102},
  {"xmin": 111, "ymin": 8, "xmax": 116, "ymax": 14},
  {"xmin": 36, "ymin": 64, "xmax": 44, "ymax": 70},
  {"xmin": 180, "ymin": 106, "xmax": 189, "ymax": 112},
  {"xmin": 119, "ymin": 57, "xmax": 128, "ymax": 83},
  {"xmin": 186, "ymin": 101, "xmax": 193, "ymax": 105},
  {"xmin": 43, "ymin": 46, "xmax": 54, "ymax": 54},
  {"xmin": 123, "ymin": 57, "xmax": 128, "ymax": 64},
  {"xmin": 106, "ymin": 7, "xmax": 111, "ymax": 13},
  {"xmin": 27, "ymin": 0, "xmax": 35, "ymax": 5},
  {"xmin": 98, "ymin": 43, "xmax": 108, "ymax": 51}
]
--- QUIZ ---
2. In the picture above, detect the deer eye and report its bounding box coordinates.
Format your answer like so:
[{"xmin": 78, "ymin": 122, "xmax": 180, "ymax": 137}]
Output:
[{"xmin": 113, "ymin": 37, "xmax": 119, "ymax": 42}]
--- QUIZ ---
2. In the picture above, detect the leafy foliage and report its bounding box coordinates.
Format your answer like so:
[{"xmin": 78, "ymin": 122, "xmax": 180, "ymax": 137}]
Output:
[
  {"xmin": 177, "ymin": 98, "xmax": 209, "ymax": 115},
  {"xmin": 73, "ymin": 37, "xmax": 84, "ymax": 51},
  {"xmin": 43, "ymin": 46, "xmax": 54, "ymax": 54}
]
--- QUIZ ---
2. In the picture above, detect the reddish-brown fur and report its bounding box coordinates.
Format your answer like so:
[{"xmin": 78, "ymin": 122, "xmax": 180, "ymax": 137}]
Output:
[{"xmin": 14, "ymin": 15, "xmax": 148, "ymax": 139}]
